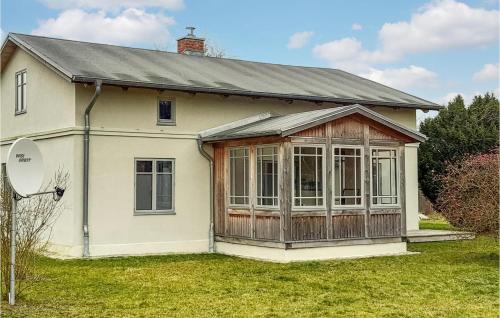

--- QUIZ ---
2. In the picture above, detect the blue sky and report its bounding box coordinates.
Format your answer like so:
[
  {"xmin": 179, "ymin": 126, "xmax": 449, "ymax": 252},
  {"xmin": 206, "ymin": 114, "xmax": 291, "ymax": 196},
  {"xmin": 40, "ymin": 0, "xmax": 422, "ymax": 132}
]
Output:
[{"xmin": 1, "ymin": 0, "xmax": 499, "ymax": 122}]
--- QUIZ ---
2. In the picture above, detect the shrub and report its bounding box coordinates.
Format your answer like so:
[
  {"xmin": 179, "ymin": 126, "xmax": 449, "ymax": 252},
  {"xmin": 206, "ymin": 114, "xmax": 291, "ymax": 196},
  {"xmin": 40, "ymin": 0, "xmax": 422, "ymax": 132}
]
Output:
[
  {"xmin": 436, "ymin": 152, "xmax": 499, "ymax": 234},
  {"xmin": 0, "ymin": 168, "xmax": 69, "ymax": 300},
  {"xmin": 419, "ymin": 93, "xmax": 499, "ymax": 203}
]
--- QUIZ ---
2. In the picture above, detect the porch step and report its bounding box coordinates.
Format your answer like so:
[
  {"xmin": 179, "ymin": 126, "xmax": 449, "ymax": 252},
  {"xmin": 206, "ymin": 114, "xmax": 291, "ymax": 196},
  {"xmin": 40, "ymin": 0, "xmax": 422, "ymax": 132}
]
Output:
[{"xmin": 406, "ymin": 229, "xmax": 475, "ymax": 243}]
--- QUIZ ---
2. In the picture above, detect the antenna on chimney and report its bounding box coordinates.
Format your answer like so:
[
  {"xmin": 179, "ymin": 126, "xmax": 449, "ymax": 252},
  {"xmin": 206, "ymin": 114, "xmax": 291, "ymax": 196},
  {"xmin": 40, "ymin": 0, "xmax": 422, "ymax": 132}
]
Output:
[{"xmin": 186, "ymin": 26, "xmax": 196, "ymax": 37}]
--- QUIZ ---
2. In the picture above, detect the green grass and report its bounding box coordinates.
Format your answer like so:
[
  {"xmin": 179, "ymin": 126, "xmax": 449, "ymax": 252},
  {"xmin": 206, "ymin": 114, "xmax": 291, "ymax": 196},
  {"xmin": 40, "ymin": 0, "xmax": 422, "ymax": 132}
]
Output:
[
  {"xmin": 419, "ymin": 219, "xmax": 455, "ymax": 230},
  {"xmin": 419, "ymin": 213, "xmax": 456, "ymax": 231},
  {"xmin": 2, "ymin": 236, "xmax": 498, "ymax": 318}
]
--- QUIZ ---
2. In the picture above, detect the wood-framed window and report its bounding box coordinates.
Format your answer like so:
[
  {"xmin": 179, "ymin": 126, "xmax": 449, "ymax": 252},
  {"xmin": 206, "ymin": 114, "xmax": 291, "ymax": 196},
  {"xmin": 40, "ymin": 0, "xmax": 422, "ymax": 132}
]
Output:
[
  {"xmin": 256, "ymin": 145, "xmax": 279, "ymax": 208},
  {"xmin": 15, "ymin": 70, "xmax": 27, "ymax": 115},
  {"xmin": 292, "ymin": 145, "xmax": 325, "ymax": 209},
  {"xmin": 135, "ymin": 158, "xmax": 175, "ymax": 214},
  {"xmin": 157, "ymin": 98, "xmax": 176, "ymax": 125},
  {"xmin": 229, "ymin": 147, "xmax": 249, "ymax": 206},
  {"xmin": 333, "ymin": 146, "xmax": 364, "ymax": 208},
  {"xmin": 370, "ymin": 148, "xmax": 399, "ymax": 206}
]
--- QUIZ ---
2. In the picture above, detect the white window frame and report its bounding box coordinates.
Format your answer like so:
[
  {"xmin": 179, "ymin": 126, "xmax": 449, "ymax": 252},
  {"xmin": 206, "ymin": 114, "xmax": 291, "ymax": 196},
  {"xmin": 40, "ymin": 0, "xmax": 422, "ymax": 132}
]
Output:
[
  {"xmin": 228, "ymin": 147, "xmax": 250, "ymax": 207},
  {"xmin": 134, "ymin": 158, "xmax": 175, "ymax": 215},
  {"xmin": 255, "ymin": 144, "xmax": 280, "ymax": 209},
  {"xmin": 370, "ymin": 147, "xmax": 400, "ymax": 208},
  {"xmin": 157, "ymin": 97, "xmax": 176, "ymax": 125},
  {"xmin": 332, "ymin": 145, "xmax": 364, "ymax": 209},
  {"xmin": 15, "ymin": 69, "xmax": 27, "ymax": 115},
  {"xmin": 292, "ymin": 144, "xmax": 326, "ymax": 210}
]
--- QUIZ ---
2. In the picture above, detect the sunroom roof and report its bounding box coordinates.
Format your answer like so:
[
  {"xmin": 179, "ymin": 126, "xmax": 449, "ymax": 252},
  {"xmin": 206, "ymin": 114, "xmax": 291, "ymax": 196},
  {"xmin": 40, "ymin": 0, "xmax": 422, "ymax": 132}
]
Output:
[{"xmin": 200, "ymin": 104, "xmax": 426, "ymax": 142}]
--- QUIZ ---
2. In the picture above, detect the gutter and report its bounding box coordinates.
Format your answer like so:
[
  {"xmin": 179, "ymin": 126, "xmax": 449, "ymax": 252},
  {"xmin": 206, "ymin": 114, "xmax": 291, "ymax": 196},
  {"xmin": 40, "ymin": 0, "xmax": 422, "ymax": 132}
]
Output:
[
  {"xmin": 83, "ymin": 80, "xmax": 102, "ymax": 258},
  {"xmin": 71, "ymin": 77, "xmax": 443, "ymax": 111},
  {"xmin": 197, "ymin": 137, "xmax": 215, "ymax": 253}
]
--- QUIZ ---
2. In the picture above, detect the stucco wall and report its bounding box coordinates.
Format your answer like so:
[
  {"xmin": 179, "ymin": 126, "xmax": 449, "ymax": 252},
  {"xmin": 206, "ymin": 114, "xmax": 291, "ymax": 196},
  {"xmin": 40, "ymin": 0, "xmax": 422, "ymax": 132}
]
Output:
[
  {"xmin": 0, "ymin": 48, "xmax": 75, "ymax": 137},
  {"xmin": 0, "ymin": 136, "xmax": 80, "ymax": 255}
]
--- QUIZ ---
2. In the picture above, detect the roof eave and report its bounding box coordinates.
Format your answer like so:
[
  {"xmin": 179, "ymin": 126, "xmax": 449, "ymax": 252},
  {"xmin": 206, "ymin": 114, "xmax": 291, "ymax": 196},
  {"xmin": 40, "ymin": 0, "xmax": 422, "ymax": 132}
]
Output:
[
  {"xmin": 201, "ymin": 130, "xmax": 281, "ymax": 142},
  {"xmin": 72, "ymin": 76, "xmax": 443, "ymax": 111}
]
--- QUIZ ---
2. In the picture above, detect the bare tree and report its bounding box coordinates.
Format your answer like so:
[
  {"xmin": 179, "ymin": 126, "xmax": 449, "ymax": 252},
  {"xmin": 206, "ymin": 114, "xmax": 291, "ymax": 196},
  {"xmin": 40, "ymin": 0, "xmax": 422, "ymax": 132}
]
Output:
[
  {"xmin": 204, "ymin": 41, "xmax": 226, "ymax": 58},
  {"xmin": 0, "ymin": 168, "xmax": 70, "ymax": 300}
]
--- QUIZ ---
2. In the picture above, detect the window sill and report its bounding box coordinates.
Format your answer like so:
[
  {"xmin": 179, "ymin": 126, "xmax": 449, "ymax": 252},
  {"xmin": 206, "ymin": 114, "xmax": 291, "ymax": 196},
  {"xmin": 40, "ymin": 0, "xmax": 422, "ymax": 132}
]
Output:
[
  {"xmin": 134, "ymin": 211, "xmax": 176, "ymax": 216},
  {"xmin": 15, "ymin": 111, "xmax": 27, "ymax": 116},
  {"xmin": 157, "ymin": 121, "xmax": 176, "ymax": 126},
  {"xmin": 332, "ymin": 205, "xmax": 365, "ymax": 210},
  {"xmin": 291, "ymin": 208, "xmax": 327, "ymax": 212}
]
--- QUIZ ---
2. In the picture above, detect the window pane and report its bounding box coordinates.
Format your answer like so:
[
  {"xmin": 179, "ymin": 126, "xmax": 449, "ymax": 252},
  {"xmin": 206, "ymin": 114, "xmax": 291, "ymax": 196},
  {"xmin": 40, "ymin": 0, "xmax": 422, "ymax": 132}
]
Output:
[
  {"xmin": 257, "ymin": 147, "xmax": 278, "ymax": 206},
  {"xmin": 16, "ymin": 86, "xmax": 21, "ymax": 111},
  {"xmin": 157, "ymin": 161, "xmax": 172, "ymax": 173},
  {"xmin": 341, "ymin": 148, "xmax": 355, "ymax": 156},
  {"xmin": 229, "ymin": 148, "xmax": 248, "ymax": 204},
  {"xmin": 22, "ymin": 84, "xmax": 26, "ymax": 110},
  {"xmin": 22, "ymin": 72, "xmax": 26, "ymax": 84},
  {"xmin": 159, "ymin": 100, "xmax": 172, "ymax": 120},
  {"xmin": 136, "ymin": 160, "xmax": 152, "ymax": 172},
  {"xmin": 16, "ymin": 73, "xmax": 21, "ymax": 85},
  {"xmin": 300, "ymin": 155, "xmax": 317, "ymax": 197},
  {"xmin": 156, "ymin": 174, "xmax": 172, "ymax": 210},
  {"xmin": 301, "ymin": 147, "xmax": 316, "ymax": 155},
  {"xmin": 372, "ymin": 148, "xmax": 398, "ymax": 205},
  {"xmin": 379, "ymin": 158, "xmax": 391, "ymax": 196},
  {"xmin": 293, "ymin": 147, "xmax": 324, "ymax": 207},
  {"xmin": 136, "ymin": 174, "xmax": 152, "ymax": 210}
]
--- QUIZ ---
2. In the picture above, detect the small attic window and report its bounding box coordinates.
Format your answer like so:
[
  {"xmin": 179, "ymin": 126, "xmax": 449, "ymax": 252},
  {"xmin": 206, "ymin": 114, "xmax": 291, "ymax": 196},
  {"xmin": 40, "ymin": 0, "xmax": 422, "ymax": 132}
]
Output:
[{"xmin": 157, "ymin": 99, "xmax": 175, "ymax": 125}]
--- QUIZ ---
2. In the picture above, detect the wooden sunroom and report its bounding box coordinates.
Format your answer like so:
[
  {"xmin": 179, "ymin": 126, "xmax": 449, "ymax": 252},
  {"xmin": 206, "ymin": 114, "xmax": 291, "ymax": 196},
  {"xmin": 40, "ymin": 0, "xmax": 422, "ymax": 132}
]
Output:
[{"xmin": 200, "ymin": 104, "xmax": 426, "ymax": 261}]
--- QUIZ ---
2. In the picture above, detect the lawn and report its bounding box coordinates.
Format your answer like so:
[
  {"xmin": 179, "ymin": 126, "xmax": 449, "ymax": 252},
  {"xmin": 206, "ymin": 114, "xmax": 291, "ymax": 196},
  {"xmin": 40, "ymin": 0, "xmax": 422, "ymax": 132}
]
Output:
[
  {"xmin": 419, "ymin": 213, "xmax": 456, "ymax": 231},
  {"xmin": 1, "ymin": 236, "xmax": 498, "ymax": 317}
]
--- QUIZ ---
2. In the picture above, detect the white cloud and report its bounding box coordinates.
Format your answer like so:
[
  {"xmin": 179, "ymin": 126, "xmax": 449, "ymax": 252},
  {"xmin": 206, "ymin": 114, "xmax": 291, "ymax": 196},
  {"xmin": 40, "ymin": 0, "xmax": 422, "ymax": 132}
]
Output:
[
  {"xmin": 351, "ymin": 23, "xmax": 362, "ymax": 31},
  {"xmin": 287, "ymin": 31, "xmax": 314, "ymax": 49},
  {"xmin": 473, "ymin": 63, "xmax": 499, "ymax": 82},
  {"xmin": 435, "ymin": 92, "xmax": 478, "ymax": 105},
  {"xmin": 38, "ymin": 0, "xmax": 184, "ymax": 11},
  {"xmin": 314, "ymin": 0, "xmax": 498, "ymax": 72},
  {"xmin": 360, "ymin": 65, "xmax": 439, "ymax": 90},
  {"xmin": 32, "ymin": 8, "xmax": 175, "ymax": 46},
  {"xmin": 313, "ymin": 37, "xmax": 396, "ymax": 73},
  {"xmin": 379, "ymin": 0, "xmax": 498, "ymax": 57}
]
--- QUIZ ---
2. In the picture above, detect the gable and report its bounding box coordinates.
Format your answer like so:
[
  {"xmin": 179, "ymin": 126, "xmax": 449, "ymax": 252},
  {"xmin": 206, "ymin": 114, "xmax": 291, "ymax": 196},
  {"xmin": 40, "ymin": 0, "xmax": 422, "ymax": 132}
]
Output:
[{"xmin": 289, "ymin": 114, "xmax": 413, "ymax": 142}]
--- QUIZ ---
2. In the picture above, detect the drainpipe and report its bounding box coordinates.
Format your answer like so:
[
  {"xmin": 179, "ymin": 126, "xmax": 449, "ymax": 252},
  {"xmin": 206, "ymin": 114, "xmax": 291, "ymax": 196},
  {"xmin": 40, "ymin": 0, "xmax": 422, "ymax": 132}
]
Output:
[
  {"xmin": 83, "ymin": 80, "xmax": 102, "ymax": 258},
  {"xmin": 197, "ymin": 137, "xmax": 215, "ymax": 253}
]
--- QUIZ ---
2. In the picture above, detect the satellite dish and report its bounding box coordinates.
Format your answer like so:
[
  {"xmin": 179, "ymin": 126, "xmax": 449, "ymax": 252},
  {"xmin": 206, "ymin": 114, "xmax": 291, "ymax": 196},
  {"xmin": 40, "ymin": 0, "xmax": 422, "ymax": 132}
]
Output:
[{"xmin": 6, "ymin": 138, "xmax": 44, "ymax": 197}]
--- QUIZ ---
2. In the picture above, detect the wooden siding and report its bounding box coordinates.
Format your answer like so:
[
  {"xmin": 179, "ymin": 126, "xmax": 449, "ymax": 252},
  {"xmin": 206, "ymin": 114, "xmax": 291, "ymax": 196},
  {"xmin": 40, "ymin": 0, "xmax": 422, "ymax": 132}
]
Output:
[
  {"xmin": 330, "ymin": 117, "xmax": 364, "ymax": 139},
  {"xmin": 332, "ymin": 214, "xmax": 365, "ymax": 239},
  {"xmin": 291, "ymin": 215, "xmax": 327, "ymax": 241},
  {"xmin": 255, "ymin": 214, "xmax": 281, "ymax": 240},
  {"xmin": 214, "ymin": 146, "xmax": 225, "ymax": 235},
  {"xmin": 368, "ymin": 213, "xmax": 401, "ymax": 237},
  {"xmin": 293, "ymin": 124, "xmax": 326, "ymax": 137},
  {"xmin": 227, "ymin": 210, "xmax": 252, "ymax": 237}
]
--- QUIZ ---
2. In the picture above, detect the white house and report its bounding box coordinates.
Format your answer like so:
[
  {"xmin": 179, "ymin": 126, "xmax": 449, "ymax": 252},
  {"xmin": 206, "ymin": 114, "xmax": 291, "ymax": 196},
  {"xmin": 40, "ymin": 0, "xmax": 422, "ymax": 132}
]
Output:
[{"xmin": 0, "ymin": 31, "xmax": 442, "ymax": 261}]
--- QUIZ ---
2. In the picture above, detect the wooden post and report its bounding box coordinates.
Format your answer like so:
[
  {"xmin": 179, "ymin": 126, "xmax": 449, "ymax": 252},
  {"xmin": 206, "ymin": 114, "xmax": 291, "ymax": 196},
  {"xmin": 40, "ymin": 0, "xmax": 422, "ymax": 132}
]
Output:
[
  {"xmin": 325, "ymin": 136, "xmax": 333, "ymax": 239},
  {"xmin": 280, "ymin": 141, "xmax": 292, "ymax": 243},
  {"xmin": 224, "ymin": 147, "xmax": 229, "ymax": 236},
  {"xmin": 249, "ymin": 145, "xmax": 256, "ymax": 239},
  {"xmin": 363, "ymin": 123, "xmax": 371, "ymax": 237}
]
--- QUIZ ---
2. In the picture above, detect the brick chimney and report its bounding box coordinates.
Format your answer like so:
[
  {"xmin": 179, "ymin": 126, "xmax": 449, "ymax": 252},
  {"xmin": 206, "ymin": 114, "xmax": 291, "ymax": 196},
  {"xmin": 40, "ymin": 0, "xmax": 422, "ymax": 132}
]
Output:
[{"xmin": 177, "ymin": 26, "xmax": 205, "ymax": 55}]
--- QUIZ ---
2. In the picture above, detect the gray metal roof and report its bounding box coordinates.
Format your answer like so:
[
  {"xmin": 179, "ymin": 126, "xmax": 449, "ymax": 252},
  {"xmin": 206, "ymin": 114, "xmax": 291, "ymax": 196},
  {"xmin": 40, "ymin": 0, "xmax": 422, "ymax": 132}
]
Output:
[
  {"xmin": 3, "ymin": 33, "xmax": 441, "ymax": 110},
  {"xmin": 200, "ymin": 104, "xmax": 426, "ymax": 142}
]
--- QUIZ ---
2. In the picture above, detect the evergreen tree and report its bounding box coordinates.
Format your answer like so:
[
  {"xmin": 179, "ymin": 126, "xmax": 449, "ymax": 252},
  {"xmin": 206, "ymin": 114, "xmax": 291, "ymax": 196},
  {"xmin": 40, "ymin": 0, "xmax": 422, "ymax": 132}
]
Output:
[{"xmin": 418, "ymin": 93, "xmax": 499, "ymax": 203}]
